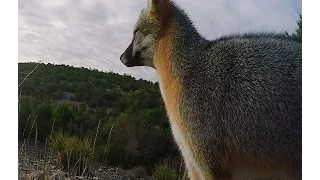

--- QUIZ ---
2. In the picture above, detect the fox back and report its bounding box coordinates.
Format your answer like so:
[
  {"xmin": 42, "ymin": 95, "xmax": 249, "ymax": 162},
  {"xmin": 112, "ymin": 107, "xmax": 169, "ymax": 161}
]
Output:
[{"xmin": 120, "ymin": 0, "xmax": 302, "ymax": 179}]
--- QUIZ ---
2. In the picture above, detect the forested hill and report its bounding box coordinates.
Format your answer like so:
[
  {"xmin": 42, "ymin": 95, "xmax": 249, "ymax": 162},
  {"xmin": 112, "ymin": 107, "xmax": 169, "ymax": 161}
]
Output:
[{"xmin": 18, "ymin": 62, "xmax": 183, "ymax": 178}]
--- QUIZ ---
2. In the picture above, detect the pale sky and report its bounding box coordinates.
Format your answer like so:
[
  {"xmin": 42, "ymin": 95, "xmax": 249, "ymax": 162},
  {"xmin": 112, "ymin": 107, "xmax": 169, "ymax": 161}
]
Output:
[{"xmin": 18, "ymin": 0, "xmax": 302, "ymax": 82}]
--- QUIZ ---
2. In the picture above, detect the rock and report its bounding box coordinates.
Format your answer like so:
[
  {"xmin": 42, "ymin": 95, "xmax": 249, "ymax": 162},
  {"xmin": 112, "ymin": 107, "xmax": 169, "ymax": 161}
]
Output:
[{"xmin": 126, "ymin": 166, "xmax": 147, "ymax": 178}]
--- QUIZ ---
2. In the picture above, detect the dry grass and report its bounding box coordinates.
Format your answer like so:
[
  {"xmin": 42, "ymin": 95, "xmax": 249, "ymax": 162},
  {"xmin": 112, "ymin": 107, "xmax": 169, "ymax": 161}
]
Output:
[
  {"xmin": 18, "ymin": 117, "xmax": 154, "ymax": 180},
  {"xmin": 18, "ymin": 141, "xmax": 154, "ymax": 180}
]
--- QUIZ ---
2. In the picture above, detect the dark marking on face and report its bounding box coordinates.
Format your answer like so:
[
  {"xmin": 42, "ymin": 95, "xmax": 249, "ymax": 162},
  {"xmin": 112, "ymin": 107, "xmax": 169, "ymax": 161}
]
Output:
[{"xmin": 120, "ymin": 39, "xmax": 143, "ymax": 67}]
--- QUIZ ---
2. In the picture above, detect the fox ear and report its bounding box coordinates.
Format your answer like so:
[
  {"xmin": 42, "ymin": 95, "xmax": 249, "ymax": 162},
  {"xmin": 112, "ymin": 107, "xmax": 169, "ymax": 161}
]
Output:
[{"xmin": 147, "ymin": 0, "xmax": 173, "ymax": 27}]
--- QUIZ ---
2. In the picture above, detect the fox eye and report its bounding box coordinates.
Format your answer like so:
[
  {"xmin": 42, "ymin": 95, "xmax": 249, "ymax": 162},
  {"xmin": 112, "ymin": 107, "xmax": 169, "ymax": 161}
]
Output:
[{"xmin": 134, "ymin": 29, "xmax": 139, "ymax": 34}]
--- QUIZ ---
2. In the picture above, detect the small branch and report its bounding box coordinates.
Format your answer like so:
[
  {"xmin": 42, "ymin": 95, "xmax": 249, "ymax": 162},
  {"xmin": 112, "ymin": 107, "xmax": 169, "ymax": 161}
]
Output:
[{"xmin": 18, "ymin": 63, "xmax": 39, "ymax": 88}]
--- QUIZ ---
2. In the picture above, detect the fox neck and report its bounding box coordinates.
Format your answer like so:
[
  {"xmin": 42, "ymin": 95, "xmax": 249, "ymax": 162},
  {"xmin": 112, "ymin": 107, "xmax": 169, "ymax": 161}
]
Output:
[
  {"xmin": 153, "ymin": 6, "xmax": 211, "ymax": 180},
  {"xmin": 173, "ymin": 7, "xmax": 207, "ymax": 53},
  {"xmin": 153, "ymin": 2, "xmax": 206, "ymax": 142},
  {"xmin": 154, "ymin": 5, "xmax": 207, "ymax": 79}
]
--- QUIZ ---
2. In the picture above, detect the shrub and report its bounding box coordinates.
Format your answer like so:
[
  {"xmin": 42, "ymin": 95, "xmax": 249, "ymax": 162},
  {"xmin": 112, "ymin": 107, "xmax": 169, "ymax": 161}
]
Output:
[
  {"xmin": 52, "ymin": 104, "xmax": 74, "ymax": 131},
  {"xmin": 152, "ymin": 162, "xmax": 178, "ymax": 180},
  {"xmin": 49, "ymin": 131, "xmax": 93, "ymax": 174}
]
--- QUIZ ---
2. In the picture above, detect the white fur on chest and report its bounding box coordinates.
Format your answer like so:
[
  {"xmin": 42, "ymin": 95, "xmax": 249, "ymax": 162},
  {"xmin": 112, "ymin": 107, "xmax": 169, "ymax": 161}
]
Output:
[{"xmin": 158, "ymin": 82, "xmax": 206, "ymax": 180}]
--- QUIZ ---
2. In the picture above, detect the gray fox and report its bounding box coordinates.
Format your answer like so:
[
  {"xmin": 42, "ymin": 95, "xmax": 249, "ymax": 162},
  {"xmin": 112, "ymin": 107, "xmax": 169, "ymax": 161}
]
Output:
[{"xmin": 120, "ymin": 0, "xmax": 302, "ymax": 179}]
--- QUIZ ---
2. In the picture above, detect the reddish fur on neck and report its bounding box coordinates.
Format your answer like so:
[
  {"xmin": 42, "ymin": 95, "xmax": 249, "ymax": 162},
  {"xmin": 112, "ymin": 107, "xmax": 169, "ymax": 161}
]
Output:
[{"xmin": 149, "ymin": 0, "xmax": 174, "ymax": 38}]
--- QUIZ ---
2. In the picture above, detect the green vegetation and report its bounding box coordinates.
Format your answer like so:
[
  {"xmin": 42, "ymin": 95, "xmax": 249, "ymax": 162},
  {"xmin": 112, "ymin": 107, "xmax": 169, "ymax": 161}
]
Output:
[
  {"xmin": 49, "ymin": 131, "xmax": 93, "ymax": 174},
  {"xmin": 152, "ymin": 162, "xmax": 178, "ymax": 180},
  {"xmin": 18, "ymin": 62, "xmax": 180, "ymax": 176},
  {"xmin": 292, "ymin": 13, "xmax": 302, "ymax": 42}
]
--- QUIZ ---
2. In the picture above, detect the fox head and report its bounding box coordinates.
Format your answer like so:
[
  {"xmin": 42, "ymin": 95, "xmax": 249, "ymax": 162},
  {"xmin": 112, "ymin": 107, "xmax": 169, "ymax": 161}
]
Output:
[{"xmin": 120, "ymin": 0, "xmax": 174, "ymax": 69}]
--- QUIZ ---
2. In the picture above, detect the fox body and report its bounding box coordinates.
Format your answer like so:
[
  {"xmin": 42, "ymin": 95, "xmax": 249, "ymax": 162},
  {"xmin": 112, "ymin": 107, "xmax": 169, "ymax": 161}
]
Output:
[{"xmin": 120, "ymin": 0, "xmax": 302, "ymax": 179}]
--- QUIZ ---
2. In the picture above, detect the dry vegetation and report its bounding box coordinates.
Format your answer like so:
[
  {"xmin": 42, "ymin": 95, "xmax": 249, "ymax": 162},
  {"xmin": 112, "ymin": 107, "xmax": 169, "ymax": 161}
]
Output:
[{"xmin": 19, "ymin": 140, "xmax": 155, "ymax": 180}]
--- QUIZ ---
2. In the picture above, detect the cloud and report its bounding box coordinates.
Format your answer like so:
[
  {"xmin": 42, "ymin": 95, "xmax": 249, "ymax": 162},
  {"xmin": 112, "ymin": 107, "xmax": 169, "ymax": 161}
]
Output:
[{"xmin": 18, "ymin": 0, "xmax": 301, "ymax": 82}]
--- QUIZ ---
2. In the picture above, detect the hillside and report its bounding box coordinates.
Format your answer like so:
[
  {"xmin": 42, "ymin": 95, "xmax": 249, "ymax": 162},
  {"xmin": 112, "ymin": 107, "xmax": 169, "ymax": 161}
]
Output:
[{"xmin": 18, "ymin": 62, "xmax": 186, "ymax": 179}]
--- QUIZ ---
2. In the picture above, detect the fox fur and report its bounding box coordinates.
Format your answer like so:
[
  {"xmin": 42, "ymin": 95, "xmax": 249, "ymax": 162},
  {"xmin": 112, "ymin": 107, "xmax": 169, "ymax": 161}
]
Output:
[{"xmin": 120, "ymin": 0, "xmax": 302, "ymax": 179}]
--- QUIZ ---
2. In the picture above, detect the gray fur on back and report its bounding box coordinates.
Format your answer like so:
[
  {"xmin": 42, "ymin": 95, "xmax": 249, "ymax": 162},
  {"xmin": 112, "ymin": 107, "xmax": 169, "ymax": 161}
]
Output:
[{"xmin": 169, "ymin": 4, "xmax": 302, "ymax": 177}]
